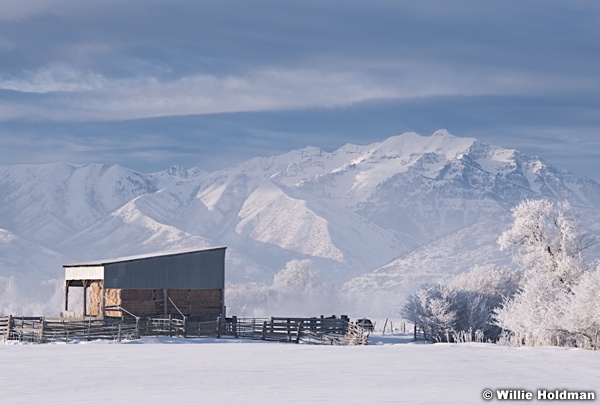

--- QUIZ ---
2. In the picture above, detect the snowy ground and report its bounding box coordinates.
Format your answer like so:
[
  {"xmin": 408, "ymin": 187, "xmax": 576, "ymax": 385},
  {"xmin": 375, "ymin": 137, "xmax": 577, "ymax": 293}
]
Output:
[{"xmin": 1, "ymin": 333, "xmax": 598, "ymax": 404}]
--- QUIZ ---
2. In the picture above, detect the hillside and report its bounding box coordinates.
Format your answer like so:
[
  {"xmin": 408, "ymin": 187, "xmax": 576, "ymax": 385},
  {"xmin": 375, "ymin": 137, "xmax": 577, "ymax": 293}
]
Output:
[{"xmin": 1, "ymin": 130, "xmax": 599, "ymax": 315}]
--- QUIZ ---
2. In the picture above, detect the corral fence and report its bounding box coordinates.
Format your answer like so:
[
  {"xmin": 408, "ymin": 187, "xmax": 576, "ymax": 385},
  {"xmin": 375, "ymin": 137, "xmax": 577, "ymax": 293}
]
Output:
[
  {"xmin": 0, "ymin": 315, "xmax": 138, "ymax": 343},
  {"xmin": 1, "ymin": 314, "xmax": 370, "ymax": 345}
]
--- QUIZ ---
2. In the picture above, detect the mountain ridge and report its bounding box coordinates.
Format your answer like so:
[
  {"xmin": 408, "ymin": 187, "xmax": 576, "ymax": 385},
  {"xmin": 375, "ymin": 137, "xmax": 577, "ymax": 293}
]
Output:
[{"xmin": 1, "ymin": 130, "xmax": 599, "ymax": 315}]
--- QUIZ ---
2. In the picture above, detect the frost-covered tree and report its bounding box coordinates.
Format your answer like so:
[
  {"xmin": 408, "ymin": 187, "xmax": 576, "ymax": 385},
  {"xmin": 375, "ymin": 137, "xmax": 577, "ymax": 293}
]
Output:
[
  {"xmin": 272, "ymin": 259, "xmax": 322, "ymax": 295},
  {"xmin": 495, "ymin": 199, "xmax": 599, "ymax": 348},
  {"xmin": 402, "ymin": 266, "xmax": 520, "ymax": 343},
  {"xmin": 498, "ymin": 199, "xmax": 594, "ymax": 285},
  {"xmin": 563, "ymin": 264, "xmax": 600, "ymax": 349}
]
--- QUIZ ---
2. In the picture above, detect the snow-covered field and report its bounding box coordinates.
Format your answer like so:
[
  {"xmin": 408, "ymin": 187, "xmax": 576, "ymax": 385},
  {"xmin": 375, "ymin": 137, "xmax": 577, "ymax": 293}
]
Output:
[{"xmin": 2, "ymin": 334, "xmax": 598, "ymax": 404}]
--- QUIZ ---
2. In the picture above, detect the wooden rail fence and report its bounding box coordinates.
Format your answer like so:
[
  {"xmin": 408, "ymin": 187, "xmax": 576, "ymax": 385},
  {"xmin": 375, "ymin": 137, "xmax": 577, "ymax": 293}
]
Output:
[
  {"xmin": 0, "ymin": 316, "xmax": 138, "ymax": 343},
  {"xmin": 1, "ymin": 315, "xmax": 370, "ymax": 345}
]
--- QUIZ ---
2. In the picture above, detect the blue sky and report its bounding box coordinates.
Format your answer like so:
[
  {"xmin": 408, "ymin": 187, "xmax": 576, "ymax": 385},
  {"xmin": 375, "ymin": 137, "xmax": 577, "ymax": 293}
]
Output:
[{"xmin": 1, "ymin": 1, "xmax": 599, "ymax": 180}]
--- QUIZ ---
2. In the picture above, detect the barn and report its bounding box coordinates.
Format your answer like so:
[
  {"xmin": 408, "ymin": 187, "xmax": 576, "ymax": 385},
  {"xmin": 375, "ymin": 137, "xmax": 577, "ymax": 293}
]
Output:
[{"xmin": 63, "ymin": 247, "xmax": 226, "ymax": 320}]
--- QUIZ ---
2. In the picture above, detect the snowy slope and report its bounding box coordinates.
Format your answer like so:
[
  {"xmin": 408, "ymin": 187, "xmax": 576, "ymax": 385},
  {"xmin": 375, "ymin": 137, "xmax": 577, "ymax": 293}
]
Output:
[
  {"xmin": 341, "ymin": 217, "xmax": 514, "ymax": 315},
  {"xmin": 1, "ymin": 131, "xmax": 600, "ymax": 316},
  {"xmin": 0, "ymin": 163, "xmax": 196, "ymax": 248},
  {"xmin": 1, "ymin": 338, "xmax": 599, "ymax": 405}
]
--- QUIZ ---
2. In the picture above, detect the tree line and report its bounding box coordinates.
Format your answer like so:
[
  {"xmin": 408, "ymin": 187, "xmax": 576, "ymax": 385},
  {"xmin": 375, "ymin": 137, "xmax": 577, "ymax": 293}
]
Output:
[{"xmin": 402, "ymin": 199, "xmax": 600, "ymax": 349}]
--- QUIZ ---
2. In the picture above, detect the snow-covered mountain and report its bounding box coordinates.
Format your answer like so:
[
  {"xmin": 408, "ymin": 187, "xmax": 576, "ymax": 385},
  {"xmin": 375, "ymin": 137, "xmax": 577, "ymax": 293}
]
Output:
[{"xmin": 1, "ymin": 130, "xmax": 599, "ymax": 315}]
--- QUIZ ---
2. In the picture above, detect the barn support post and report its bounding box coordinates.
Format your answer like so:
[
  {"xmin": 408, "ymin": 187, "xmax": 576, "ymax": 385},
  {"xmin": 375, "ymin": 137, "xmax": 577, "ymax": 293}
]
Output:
[
  {"xmin": 162, "ymin": 289, "xmax": 168, "ymax": 318},
  {"xmin": 64, "ymin": 280, "xmax": 70, "ymax": 311},
  {"xmin": 101, "ymin": 282, "xmax": 106, "ymax": 319},
  {"xmin": 82, "ymin": 280, "xmax": 89, "ymax": 317}
]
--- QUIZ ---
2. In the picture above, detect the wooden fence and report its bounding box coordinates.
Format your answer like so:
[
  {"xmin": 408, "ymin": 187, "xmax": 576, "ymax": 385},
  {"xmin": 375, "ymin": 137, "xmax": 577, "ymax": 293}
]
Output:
[
  {"xmin": 1, "ymin": 315, "xmax": 370, "ymax": 345},
  {"xmin": 0, "ymin": 316, "xmax": 138, "ymax": 343},
  {"xmin": 229, "ymin": 316, "xmax": 369, "ymax": 345}
]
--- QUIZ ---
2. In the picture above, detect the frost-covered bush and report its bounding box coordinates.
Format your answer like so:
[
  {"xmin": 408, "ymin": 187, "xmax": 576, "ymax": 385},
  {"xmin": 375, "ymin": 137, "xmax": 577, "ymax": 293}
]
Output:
[
  {"xmin": 402, "ymin": 266, "xmax": 520, "ymax": 343},
  {"xmin": 494, "ymin": 199, "xmax": 599, "ymax": 349},
  {"xmin": 494, "ymin": 271, "xmax": 566, "ymax": 346},
  {"xmin": 563, "ymin": 265, "xmax": 600, "ymax": 349},
  {"xmin": 402, "ymin": 283, "xmax": 456, "ymax": 342},
  {"xmin": 449, "ymin": 266, "xmax": 520, "ymax": 341}
]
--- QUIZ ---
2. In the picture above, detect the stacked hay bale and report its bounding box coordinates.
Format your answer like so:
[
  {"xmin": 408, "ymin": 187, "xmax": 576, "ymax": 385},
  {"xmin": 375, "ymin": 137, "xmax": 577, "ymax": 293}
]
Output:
[
  {"xmin": 188, "ymin": 289, "xmax": 222, "ymax": 318},
  {"xmin": 88, "ymin": 281, "xmax": 103, "ymax": 316},
  {"xmin": 166, "ymin": 289, "xmax": 189, "ymax": 315},
  {"xmin": 105, "ymin": 289, "xmax": 158, "ymax": 317},
  {"xmin": 101, "ymin": 288, "xmax": 223, "ymax": 318}
]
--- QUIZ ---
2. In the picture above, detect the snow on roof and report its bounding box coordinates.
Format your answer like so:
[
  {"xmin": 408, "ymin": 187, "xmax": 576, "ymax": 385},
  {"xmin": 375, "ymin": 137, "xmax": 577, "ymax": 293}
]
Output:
[{"xmin": 63, "ymin": 247, "xmax": 227, "ymax": 267}]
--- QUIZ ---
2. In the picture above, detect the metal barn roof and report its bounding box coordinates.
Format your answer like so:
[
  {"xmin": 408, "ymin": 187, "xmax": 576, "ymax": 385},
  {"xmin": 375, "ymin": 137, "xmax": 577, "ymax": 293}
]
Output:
[{"xmin": 64, "ymin": 247, "xmax": 226, "ymax": 290}]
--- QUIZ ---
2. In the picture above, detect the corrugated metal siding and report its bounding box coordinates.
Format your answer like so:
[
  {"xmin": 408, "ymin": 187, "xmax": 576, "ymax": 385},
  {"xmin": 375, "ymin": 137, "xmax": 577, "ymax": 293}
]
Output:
[
  {"xmin": 65, "ymin": 266, "xmax": 104, "ymax": 280},
  {"xmin": 103, "ymin": 248, "xmax": 225, "ymax": 289}
]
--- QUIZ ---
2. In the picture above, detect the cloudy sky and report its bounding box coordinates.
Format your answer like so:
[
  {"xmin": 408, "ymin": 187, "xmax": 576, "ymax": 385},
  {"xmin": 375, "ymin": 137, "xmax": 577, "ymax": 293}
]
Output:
[{"xmin": 1, "ymin": 1, "xmax": 599, "ymax": 180}]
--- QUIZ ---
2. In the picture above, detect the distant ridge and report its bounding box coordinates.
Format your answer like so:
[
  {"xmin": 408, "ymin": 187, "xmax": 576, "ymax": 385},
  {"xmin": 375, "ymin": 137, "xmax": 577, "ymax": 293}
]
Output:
[{"xmin": 1, "ymin": 130, "xmax": 599, "ymax": 315}]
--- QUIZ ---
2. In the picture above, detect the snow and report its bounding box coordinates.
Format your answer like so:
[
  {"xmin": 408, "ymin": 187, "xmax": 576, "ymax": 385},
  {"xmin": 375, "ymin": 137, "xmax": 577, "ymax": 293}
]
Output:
[
  {"xmin": 236, "ymin": 183, "xmax": 344, "ymax": 261},
  {"xmin": 1, "ymin": 335, "xmax": 598, "ymax": 404},
  {"xmin": 2, "ymin": 130, "xmax": 600, "ymax": 316}
]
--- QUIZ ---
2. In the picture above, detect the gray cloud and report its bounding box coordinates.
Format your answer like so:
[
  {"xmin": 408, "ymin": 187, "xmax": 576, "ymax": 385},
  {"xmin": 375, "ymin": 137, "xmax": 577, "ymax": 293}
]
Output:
[{"xmin": 0, "ymin": 1, "xmax": 599, "ymax": 181}]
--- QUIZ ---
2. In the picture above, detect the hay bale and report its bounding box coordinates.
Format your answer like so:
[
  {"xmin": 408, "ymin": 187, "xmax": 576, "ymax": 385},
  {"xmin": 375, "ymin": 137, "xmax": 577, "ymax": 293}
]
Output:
[
  {"xmin": 189, "ymin": 307, "xmax": 220, "ymax": 317},
  {"xmin": 188, "ymin": 289, "xmax": 222, "ymax": 304},
  {"xmin": 123, "ymin": 302, "xmax": 160, "ymax": 317},
  {"xmin": 88, "ymin": 281, "xmax": 103, "ymax": 316},
  {"xmin": 105, "ymin": 288, "xmax": 122, "ymax": 306},
  {"xmin": 105, "ymin": 309, "xmax": 122, "ymax": 317},
  {"xmin": 167, "ymin": 289, "xmax": 190, "ymax": 300},
  {"xmin": 120, "ymin": 289, "xmax": 154, "ymax": 301}
]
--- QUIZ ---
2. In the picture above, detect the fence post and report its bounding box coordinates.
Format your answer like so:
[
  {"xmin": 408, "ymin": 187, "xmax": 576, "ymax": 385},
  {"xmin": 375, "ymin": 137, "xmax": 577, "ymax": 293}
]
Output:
[
  {"xmin": 117, "ymin": 323, "xmax": 122, "ymax": 342},
  {"xmin": 168, "ymin": 314, "xmax": 173, "ymax": 337},
  {"xmin": 135, "ymin": 317, "xmax": 140, "ymax": 339},
  {"xmin": 295, "ymin": 322, "xmax": 302, "ymax": 344},
  {"xmin": 216, "ymin": 316, "xmax": 222, "ymax": 338},
  {"xmin": 183, "ymin": 316, "xmax": 187, "ymax": 338},
  {"xmin": 261, "ymin": 321, "xmax": 267, "ymax": 340},
  {"xmin": 39, "ymin": 316, "xmax": 45, "ymax": 344},
  {"xmin": 87, "ymin": 316, "xmax": 92, "ymax": 341},
  {"xmin": 6, "ymin": 315, "xmax": 12, "ymax": 341}
]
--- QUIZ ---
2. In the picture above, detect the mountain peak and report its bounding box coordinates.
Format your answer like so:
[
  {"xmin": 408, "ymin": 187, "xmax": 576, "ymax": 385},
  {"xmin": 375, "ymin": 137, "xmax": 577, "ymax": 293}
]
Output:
[{"xmin": 372, "ymin": 131, "xmax": 475, "ymax": 156}]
